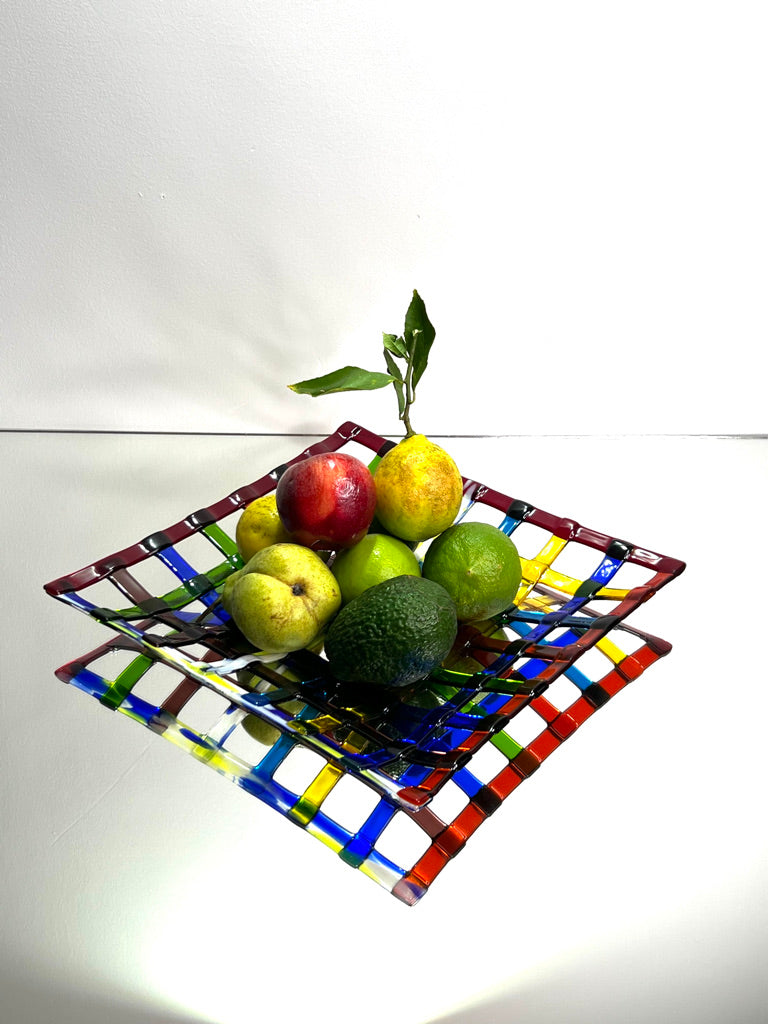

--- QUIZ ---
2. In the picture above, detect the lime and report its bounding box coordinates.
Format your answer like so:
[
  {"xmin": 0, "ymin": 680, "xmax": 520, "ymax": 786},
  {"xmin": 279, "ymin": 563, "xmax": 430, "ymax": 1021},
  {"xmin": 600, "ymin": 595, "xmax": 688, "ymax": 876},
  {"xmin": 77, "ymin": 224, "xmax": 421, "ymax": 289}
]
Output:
[
  {"xmin": 374, "ymin": 434, "xmax": 463, "ymax": 543},
  {"xmin": 422, "ymin": 522, "xmax": 522, "ymax": 622},
  {"xmin": 331, "ymin": 533, "xmax": 421, "ymax": 604},
  {"xmin": 236, "ymin": 494, "xmax": 292, "ymax": 561},
  {"xmin": 324, "ymin": 575, "xmax": 457, "ymax": 689}
]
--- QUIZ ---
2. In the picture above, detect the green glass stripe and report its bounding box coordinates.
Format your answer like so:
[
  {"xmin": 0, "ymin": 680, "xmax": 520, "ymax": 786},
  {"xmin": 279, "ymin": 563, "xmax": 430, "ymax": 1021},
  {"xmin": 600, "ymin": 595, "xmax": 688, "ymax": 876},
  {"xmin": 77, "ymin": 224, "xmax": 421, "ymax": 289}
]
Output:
[
  {"xmin": 202, "ymin": 523, "xmax": 241, "ymax": 562},
  {"xmin": 575, "ymin": 579, "xmax": 602, "ymax": 598},
  {"xmin": 100, "ymin": 654, "xmax": 154, "ymax": 710},
  {"xmin": 114, "ymin": 560, "xmax": 236, "ymax": 618},
  {"xmin": 491, "ymin": 730, "xmax": 523, "ymax": 760},
  {"xmin": 289, "ymin": 795, "xmax": 320, "ymax": 826},
  {"xmin": 182, "ymin": 573, "xmax": 213, "ymax": 598}
]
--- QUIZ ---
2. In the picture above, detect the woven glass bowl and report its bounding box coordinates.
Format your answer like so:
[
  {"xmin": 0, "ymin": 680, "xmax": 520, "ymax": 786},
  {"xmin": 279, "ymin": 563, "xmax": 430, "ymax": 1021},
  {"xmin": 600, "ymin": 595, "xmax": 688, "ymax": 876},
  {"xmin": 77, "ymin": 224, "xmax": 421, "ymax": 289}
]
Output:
[{"xmin": 45, "ymin": 423, "xmax": 685, "ymax": 905}]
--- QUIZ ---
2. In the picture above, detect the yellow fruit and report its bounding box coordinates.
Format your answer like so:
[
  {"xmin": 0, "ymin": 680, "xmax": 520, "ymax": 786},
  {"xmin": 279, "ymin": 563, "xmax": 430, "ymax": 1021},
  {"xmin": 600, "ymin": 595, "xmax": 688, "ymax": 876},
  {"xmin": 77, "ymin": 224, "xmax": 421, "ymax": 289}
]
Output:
[
  {"xmin": 236, "ymin": 494, "xmax": 292, "ymax": 561},
  {"xmin": 374, "ymin": 434, "xmax": 463, "ymax": 543},
  {"xmin": 222, "ymin": 543, "xmax": 341, "ymax": 653},
  {"xmin": 331, "ymin": 533, "xmax": 421, "ymax": 604}
]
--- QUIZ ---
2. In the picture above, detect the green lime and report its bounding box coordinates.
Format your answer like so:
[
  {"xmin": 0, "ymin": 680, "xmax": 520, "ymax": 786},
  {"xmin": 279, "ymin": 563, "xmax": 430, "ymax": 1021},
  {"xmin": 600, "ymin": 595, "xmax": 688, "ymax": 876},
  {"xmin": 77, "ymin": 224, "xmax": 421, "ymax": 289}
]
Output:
[
  {"xmin": 331, "ymin": 533, "xmax": 421, "ymax": 604},
  {"xmin": 324, "ymin": 575, "xmax": 457, "ymax": 689},
  {"xmin": 422, "ymin": 522, "xmax": 522, "ymax": 622}
]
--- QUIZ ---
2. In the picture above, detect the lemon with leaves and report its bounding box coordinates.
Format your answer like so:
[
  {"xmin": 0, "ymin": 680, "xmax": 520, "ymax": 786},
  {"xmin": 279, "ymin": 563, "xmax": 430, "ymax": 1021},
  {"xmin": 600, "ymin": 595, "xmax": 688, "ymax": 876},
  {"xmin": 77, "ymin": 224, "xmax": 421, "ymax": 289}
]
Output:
[
  {"xmin": 373, "ymin": 434, "xmax": 462, "ymax": 543},
  {"xmin": 288, "ymin": 291, "xmax": 463, "ymax": 542}
]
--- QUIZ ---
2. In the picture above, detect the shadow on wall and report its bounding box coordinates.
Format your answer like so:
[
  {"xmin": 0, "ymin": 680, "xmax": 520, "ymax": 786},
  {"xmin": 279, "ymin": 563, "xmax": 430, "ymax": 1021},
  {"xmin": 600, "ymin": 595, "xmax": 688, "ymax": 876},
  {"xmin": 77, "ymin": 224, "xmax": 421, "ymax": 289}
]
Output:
[{"xmin": 0, "ymin": 963, "xmax": 210, "ymax": 1024}]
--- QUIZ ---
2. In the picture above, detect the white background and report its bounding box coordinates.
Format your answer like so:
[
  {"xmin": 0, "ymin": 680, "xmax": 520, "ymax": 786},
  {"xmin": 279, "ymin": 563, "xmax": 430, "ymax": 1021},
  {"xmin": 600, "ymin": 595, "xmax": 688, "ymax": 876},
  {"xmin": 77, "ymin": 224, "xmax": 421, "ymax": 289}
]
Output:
[
  {"xmin": 2, "ymin": 3, "xmax": 767, "ymax": 1023},
  {"xmin": 2, "ymin": 0, "xmax": 767, "ymax": 435}
]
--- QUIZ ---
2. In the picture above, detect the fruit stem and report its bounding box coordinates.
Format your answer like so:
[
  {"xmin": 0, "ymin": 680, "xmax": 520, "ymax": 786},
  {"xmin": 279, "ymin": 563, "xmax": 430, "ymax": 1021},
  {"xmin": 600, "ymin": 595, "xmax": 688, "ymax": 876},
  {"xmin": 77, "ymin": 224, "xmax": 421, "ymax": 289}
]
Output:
[{"xmin": 402, "ymin": 348, "xmax": 416, "ymax": 437}]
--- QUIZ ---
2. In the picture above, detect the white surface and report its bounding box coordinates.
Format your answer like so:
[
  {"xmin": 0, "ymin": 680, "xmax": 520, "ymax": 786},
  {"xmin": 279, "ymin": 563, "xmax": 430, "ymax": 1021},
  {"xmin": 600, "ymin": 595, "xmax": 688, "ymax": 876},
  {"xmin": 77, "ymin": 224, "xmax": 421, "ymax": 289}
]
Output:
[
  {"xmin": 2, "ymin": 1, "xmax": 768, "ymax": 435},
  {"xmin": 3, "ymin": 430, "xmax": 767, "ymax": 1024}
]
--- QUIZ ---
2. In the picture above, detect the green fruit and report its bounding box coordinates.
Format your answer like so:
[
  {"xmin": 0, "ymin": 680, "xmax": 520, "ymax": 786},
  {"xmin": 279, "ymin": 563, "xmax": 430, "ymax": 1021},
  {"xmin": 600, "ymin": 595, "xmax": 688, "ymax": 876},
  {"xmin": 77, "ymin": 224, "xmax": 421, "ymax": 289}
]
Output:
[
  {"xmin": 331, "ymin": 533, "xmax": 421, "ymax": 604},
  {"xmin": 324, "ymin": 575, "xmax": 457, "ymax": 689},
  {"xmin": 222, "ymin": 543, "xmax": 341, "ymax": 653},
  {"xmin": 422, "ymin": 522, "xmax": 522, "ymax": 622}
]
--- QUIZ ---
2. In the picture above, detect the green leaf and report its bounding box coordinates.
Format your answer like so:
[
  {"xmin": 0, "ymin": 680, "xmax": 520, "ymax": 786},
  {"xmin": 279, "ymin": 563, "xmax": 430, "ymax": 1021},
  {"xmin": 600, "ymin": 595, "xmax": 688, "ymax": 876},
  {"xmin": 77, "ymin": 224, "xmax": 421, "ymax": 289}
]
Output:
[
  {"xmin": 288, "ymin": 365, "xmax": 397, "ymax": 396},
  {"xmin": 383, "ymin": 348, "xmax": 406, "ymax": 418},
  {"xmin": 383, "ymin": 332, "xmax": 407, "ymax": 358},
  {"xmin": 403, "ymin": 290, "xmax": 436, "ymax": 389}
]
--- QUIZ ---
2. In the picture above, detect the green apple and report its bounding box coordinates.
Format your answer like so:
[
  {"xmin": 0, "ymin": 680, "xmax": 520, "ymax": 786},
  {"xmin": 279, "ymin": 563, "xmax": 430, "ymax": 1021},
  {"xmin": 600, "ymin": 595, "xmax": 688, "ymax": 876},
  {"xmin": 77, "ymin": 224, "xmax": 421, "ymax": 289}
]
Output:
[{"xmin": 221, "ymin": 543, "xmax": 341, "ymax": 653}]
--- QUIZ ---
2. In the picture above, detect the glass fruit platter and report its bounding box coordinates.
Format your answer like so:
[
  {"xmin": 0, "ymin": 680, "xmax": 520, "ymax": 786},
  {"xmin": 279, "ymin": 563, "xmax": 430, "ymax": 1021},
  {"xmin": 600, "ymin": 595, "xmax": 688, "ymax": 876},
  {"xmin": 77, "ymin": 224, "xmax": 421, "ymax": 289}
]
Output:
[{"xmin": 45, "ymin": 422, "xmax": 686, "ymax": 905}]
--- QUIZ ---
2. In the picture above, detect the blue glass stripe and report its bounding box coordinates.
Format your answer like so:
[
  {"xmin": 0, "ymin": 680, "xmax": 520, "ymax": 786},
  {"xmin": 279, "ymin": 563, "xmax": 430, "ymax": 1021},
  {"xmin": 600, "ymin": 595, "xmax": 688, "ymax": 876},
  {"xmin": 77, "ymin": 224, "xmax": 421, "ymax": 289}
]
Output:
[
  {"xmin": 306, "ymin": 809, "xmax": 354, "ymax": 850},
  {"xmin": 237, "ymin": 773, "xmax": 296, "ymax": 815},
  {"xmin": 69, "ymin": 668, "xmax": 109, "ymax": 699},
  {"xmin": 120, "ymin": 692, "xmax": 161, "ymax": 725},
  {"xmin": 156, "ymin": 546, "xmax": 198, "ymax": 582},
  {"xmin": 362, "ymin": 847, "xmax": 408, "ymax": 879},
  {"xmin": 499, "ymin": 514, "xmax": 522, "ymax": 534},
  {"xmin": 452, "ymin": 767, "xmax": 485, "ymax": 798},
  {"xmin": 564, "ymin": 661, "xmax": 595, "ymax": 692},
  {"xmin": 592, "ymin": 554, "xmax": 623, "ymax": 586},
  {"xmin": 155, "ymin": 547, "xmax": 221, "ymax": 608},
  {"xmin": 358, "ymin": 798, "xmax": 398, "ymax": 845},
  {"xmin": 396, "ymin": 762, "xmax": 432, "ymax": 788}
]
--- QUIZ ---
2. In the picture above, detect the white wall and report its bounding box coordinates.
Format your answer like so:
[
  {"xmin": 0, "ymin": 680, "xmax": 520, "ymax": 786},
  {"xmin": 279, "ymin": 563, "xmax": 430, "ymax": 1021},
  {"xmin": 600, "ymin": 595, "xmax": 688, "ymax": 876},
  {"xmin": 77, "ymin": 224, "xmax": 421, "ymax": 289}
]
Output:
[{"xmin": 2, "ymin": 1, "xmax": 766, "ymax": 436}]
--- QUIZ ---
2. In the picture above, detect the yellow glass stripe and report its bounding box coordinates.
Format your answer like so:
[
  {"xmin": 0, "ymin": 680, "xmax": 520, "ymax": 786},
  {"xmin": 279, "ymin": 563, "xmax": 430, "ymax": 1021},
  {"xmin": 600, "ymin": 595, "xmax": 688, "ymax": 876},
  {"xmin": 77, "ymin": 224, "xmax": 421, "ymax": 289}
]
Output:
[
  {"xmin": 536, "ymin": 535, "xmax": 568, "ymax": 565},
  {"xmin": 289, "ymin": 762, "xmax": 344, "ymax": 826},
  {"xmin": 595, "ymin": 633, "xmax": 626, "ymax": 665},
  {"xmin": 303, "ymin": 715, "xmax": 341, "ymax": 734},
  {"xmin": 594, "ymin": 586, "xmax": 632, "ymax": 600},
  {"xmin": 538, "ymin": 568, "xmax": 580, "ymax": 595},
  {"xmin": 520, "ymin": 556, "xmax": 548, "ymax": 584}
]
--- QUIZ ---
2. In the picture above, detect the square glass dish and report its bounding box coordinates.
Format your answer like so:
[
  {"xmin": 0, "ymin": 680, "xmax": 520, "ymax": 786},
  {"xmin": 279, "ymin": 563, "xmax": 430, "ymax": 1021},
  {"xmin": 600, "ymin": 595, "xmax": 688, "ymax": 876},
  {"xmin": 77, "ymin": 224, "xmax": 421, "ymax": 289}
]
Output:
[{"xmin": 45, "ymin": 423, "xmax": 685, "ymax": 904}]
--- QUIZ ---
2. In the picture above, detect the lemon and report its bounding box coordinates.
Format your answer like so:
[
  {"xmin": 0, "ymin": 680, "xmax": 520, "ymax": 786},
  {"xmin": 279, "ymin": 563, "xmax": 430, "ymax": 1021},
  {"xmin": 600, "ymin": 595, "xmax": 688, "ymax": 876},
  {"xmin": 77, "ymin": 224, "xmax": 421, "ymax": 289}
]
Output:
[
  {"xmin": 331, "ymin": 533, "xmax": 421, "ymax": 604},
  {"xmin": 374, "ymin": 434, "xmax": 463, "ymax": 543},
  {"xmin": 235, "ymin": 494, "xmax": 292, "ymax": 561},
  {"xmin": 422, "ymin": 521, "xmax": 522, "ymax": 622}
]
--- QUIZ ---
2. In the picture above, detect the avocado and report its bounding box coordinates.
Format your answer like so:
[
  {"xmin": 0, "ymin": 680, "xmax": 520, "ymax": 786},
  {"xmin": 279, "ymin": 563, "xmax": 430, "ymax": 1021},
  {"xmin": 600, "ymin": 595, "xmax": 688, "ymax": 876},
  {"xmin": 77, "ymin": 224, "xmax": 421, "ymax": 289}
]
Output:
[{"xmin": 324, "ymin": 575, "xmax": 457, "ymax": 689}]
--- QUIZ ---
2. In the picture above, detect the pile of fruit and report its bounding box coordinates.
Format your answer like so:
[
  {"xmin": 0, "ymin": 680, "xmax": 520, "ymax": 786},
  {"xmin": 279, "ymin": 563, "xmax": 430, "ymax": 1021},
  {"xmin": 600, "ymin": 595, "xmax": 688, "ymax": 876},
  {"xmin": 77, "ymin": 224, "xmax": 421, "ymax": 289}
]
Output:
[{"xmin": 221, "ymin": 292, "xmax": 522, "ymax": 695}]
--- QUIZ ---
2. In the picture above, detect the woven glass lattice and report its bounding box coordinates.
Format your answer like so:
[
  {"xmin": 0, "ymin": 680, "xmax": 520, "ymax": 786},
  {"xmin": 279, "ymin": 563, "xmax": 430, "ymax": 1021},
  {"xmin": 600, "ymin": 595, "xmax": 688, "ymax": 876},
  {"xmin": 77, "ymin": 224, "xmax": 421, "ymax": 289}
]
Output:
[{"xmin": 45, "ymin": 423, "xmax": 685, "ymax": 905}]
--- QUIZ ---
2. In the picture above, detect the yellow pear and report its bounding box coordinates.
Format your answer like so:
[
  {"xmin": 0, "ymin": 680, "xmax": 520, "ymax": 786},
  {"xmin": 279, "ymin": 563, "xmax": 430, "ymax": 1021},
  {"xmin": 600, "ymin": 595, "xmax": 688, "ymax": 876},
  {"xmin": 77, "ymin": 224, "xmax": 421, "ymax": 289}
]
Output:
[{"xmin": 222, "ymin": 543, "xmax": 341, "ymax": 653}]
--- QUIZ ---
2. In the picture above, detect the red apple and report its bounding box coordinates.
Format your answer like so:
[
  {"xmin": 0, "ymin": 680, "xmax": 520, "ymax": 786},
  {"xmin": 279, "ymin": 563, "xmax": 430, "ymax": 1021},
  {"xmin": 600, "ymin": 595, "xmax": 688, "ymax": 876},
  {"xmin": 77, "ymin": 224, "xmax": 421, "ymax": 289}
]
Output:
[{"xmin": 275, "ymin": 452, "xmax": 377, "ymax": 549}]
